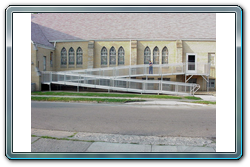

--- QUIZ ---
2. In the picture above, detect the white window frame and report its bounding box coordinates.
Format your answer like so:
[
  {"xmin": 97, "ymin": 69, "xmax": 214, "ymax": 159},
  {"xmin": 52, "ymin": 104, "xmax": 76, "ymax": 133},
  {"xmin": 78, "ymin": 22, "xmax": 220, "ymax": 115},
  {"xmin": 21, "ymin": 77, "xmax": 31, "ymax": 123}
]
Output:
[
  {"xmin": 209, "ymin": 79, "xmax": 216, "ymax": 88},
  {"xmin": 186, "ymin": 53, "xmax": 197, "ymax": 73}
]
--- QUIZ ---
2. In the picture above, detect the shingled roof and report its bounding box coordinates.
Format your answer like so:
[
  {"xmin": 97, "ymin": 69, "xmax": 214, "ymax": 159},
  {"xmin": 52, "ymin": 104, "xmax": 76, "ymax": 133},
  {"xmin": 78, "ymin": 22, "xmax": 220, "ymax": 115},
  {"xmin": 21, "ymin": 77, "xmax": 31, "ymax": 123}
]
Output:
[
  {"xmin": 31, "ymin": 13, "xmax": 216, "ymax": 42},
  {"xmin": 31, "ymin": 22, "xmax": 54, "ymax": 48}
]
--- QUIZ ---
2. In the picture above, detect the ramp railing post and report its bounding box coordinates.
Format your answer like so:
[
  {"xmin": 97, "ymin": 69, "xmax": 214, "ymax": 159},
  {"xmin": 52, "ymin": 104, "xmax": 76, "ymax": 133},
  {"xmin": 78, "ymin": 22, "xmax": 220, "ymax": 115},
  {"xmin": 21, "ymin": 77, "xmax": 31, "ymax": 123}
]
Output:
[
  {"xmin": 53, "ymin": 64, "xmax": 201, "ymax": 96},
  {"xmin": 49, "ymin": 72, "xmax": 52, "ymax": 91},
  {"xmin": 77, "ymin": 75, "xmax": 80, "ymax": 92},
  {"xmin": 64, "ymin": 73, "xmax": 66, "ymax": 85},
  {"xmin": 50, "ymin": 72, "xmax": 52, "ymax": 83}
]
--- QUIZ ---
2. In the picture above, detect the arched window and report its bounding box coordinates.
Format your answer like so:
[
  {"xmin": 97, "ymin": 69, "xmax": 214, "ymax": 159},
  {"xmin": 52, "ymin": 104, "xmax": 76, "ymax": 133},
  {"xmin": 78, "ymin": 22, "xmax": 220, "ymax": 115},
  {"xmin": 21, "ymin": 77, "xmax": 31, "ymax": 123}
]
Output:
[
  {"xmin": 61, "ymin": 47, "xmax": 67, "ymax": 65},
  {"xmin": 144, "ymin": 46, "xmax": 151, "ymax": 64},
  {"xmin": 68, "ymin": 47, "xmax": 75, "ymax": 65},
  {"xmin": 109, "ymin": 46, "xmax": 116, "ymax": 65},
  {"xmin": 118, "ymin": 46, "xmax": 125, "ymax": 65},
  {"xmin": 76, "ymin": 47, "xmax": 83, "ymax": 65},
  {"xmin": 162, "ymin": 47, "xmax": 169, "ymax": 64},
  {"xmin": 101, "ymin": 47, "xmax": 107, "ymax": 65},
  {"xmin": 153, "ymin": 46, "xmax": 159, "ymax": 64}
]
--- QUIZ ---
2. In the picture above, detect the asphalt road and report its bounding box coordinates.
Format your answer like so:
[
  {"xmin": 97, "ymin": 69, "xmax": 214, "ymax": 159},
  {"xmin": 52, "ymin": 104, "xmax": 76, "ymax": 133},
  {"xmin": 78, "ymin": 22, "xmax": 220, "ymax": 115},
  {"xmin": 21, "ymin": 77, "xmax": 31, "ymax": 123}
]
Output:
[{"xmin": 31, "ymin": 101, "xmax": 216, "ymax": 138}]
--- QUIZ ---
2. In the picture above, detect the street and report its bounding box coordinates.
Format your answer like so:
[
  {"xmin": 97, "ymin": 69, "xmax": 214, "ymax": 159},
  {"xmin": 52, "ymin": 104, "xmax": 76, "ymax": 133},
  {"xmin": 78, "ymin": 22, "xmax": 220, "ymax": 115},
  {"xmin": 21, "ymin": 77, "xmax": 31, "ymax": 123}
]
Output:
[{"xmin": 31, "ymin": 101, "xmax": 216, "ymax": 138}]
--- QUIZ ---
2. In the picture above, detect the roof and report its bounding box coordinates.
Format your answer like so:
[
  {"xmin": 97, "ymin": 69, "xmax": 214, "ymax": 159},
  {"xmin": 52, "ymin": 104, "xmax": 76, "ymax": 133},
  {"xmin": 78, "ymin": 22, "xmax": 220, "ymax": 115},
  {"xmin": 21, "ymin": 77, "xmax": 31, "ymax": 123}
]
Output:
[
  {"xmin": 31, "ymin": 22, "xmax": 54, "ymax": 48},
  {"xmin": 31, "ymin": 13, "xmax": 216, "ymax": 42}
]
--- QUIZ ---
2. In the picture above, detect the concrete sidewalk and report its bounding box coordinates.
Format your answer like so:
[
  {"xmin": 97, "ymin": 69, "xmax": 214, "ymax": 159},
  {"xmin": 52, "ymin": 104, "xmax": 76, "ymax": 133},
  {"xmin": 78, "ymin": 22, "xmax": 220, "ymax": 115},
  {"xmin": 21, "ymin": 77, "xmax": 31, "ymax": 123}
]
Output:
[
  {"xmin": 194, "ymin": 95, "xmax": 216, "ymax": 101},
  {"xmin": 31, "ymin": 129, "xmax": 216, "ymax": 152}
]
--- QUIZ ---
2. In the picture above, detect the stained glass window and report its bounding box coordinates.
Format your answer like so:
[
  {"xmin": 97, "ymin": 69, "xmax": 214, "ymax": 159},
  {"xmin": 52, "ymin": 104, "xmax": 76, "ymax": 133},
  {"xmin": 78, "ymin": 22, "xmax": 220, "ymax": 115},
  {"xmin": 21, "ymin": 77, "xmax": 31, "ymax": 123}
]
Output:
[
  {"xmin": 144, "ymin": 46, "xmax": 151, "ymax": 64},
  {"xmin": 61, "ymin": 47, "xmax": 67, "ymax": 65},
  {"xmin": 109, "ymin": 46, "xmax": 116, "ymax": 65},
  {"xmin": 76, "ymin": 47, "xmax": 83, "ymax": 65},
  {"xmin": 118, "ymin": 46, "xmax": 125, "ymax": 65},
  {"xmin": 101, "ymin": 47, "xmax": 107, "ymax": 65},
  {"xmin": 68, "ymin": 47, "xmax": 75, "ymax": 65},
  {"xmin": 153, "ymin": 46, "xmax": 159, "ymax": 64},
  {"xmin": 162, "ymin": 47, "xmax": 168, "ymax": 64}
]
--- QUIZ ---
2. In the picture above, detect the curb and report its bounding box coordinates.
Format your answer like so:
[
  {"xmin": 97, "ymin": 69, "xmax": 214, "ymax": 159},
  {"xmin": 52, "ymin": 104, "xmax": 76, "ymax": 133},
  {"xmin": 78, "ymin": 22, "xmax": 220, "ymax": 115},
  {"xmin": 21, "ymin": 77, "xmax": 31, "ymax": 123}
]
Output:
[{"xmin": 126, "ymin": 101, "xmax": 207, "ymax": 106}]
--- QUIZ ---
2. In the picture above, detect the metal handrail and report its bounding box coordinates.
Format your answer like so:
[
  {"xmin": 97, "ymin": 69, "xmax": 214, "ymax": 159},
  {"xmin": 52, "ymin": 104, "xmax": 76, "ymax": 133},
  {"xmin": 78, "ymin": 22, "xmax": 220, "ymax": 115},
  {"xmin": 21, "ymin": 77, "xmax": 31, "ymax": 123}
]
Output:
[
  {"xmin": 65, "ymin": 63, "xmax": 210, "ymax": 76},
  {"xmin": 40, "ymin": 63, "xmax": 211, "ymax": 95}
]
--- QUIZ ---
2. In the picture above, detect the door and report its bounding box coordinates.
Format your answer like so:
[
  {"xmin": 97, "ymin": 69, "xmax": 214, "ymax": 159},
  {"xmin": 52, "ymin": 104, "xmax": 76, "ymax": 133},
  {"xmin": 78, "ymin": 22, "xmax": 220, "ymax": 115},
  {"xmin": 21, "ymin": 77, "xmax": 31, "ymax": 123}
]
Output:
[
  {"xmin": 43, "ymin": 56, "xmax": 46, "ymax": 71},
  {"xmin": 186, "ymin": 53, "xmax": 197, "ymax": 73}
]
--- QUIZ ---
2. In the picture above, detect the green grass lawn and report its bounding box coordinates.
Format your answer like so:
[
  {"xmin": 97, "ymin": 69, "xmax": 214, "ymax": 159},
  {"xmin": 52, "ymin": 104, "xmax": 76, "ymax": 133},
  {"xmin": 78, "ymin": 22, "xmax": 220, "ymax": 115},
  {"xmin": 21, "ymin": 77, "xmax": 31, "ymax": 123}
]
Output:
[
  {"xmin": 31, "ymin": 96, "xmax": 145, "ymax": 103},
  {"xmin": 190, "ymin": 101, "xmax": 216, "ymax": 105},
  {"xmin": 31, "ymin": 91, "xmax": 201, "ymax": 100}
]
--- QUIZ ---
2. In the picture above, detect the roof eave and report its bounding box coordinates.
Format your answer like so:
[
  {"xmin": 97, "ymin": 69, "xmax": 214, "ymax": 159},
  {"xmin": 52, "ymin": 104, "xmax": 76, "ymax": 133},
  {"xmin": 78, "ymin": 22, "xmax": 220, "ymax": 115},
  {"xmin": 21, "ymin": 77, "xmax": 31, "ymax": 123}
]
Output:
[
  {"xmin": 33, "ymin": 42, "xmax": 55, "ymax": 50},
  {"xmin": 49, "ymin": 38, "xmax": 216, "ymax": 43}
]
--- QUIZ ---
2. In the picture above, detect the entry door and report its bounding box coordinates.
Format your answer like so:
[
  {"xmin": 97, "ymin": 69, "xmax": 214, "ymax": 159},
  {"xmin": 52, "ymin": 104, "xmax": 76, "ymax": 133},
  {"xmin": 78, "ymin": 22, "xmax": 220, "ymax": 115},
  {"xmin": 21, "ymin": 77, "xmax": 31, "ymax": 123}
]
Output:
[{"xmin": 186, "ymin": 53, "xmax": 197, "ymax": 73}]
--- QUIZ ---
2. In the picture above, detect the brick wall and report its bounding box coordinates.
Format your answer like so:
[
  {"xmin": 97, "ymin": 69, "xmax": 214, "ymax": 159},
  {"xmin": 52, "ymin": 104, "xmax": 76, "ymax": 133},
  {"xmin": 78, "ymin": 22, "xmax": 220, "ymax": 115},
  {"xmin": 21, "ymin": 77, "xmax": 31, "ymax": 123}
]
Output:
[{"xmin": 32, "ymin": 40, "xmax": 216, "ymax": 91}]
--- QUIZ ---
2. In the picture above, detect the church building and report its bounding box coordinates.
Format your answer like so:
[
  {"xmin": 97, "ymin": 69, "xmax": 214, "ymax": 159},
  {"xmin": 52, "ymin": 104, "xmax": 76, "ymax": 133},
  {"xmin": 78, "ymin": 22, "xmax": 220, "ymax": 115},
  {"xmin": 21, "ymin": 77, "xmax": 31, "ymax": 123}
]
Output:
[{"xmin": 31, "ymin": 13, "xmax": 216, "ymax": 92}]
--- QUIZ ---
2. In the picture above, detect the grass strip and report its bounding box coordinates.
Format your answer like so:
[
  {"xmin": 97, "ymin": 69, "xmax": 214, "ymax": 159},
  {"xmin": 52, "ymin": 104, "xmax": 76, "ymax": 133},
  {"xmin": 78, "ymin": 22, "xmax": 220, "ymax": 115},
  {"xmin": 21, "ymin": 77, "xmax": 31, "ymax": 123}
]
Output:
[
  {"xmin": 183, "ymin": 96, "xmax": 202, "ymax": 100},
  {"xmin": 32, "ymin": 91, "xmax": 183, "ymax": 99},
  {"xmin": 190, "ymin": 101, "xmax": 216, "ymax": 105},
  {"xmin": 31, "ymin": 96, "xmax": 145, "ymax": 103}
]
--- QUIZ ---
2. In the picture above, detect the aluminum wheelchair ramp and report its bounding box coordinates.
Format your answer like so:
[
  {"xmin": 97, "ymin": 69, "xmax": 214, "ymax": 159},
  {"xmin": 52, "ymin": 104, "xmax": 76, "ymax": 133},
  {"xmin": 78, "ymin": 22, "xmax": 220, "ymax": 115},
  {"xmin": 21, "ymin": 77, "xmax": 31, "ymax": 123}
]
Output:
[{"xmin": 41, "ymin": 64, "xmax": 202, "ymax": 95}]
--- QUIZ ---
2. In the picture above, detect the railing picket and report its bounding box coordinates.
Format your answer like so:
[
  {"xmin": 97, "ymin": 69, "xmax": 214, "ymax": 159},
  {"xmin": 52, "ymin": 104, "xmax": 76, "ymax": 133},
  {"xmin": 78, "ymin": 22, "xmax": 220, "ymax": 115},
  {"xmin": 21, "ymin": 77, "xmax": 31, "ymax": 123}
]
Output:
[{"xmin": 40, "ymin": 63, "xmax": 210, "ymax": 95}]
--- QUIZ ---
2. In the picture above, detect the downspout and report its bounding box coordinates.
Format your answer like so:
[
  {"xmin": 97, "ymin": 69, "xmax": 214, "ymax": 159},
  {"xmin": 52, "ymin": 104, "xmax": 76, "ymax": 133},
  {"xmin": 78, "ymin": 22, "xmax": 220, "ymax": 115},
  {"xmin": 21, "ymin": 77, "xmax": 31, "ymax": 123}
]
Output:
[{"xmin": 53, "ymin": 42, "xmax": 57, "ymax": 71}]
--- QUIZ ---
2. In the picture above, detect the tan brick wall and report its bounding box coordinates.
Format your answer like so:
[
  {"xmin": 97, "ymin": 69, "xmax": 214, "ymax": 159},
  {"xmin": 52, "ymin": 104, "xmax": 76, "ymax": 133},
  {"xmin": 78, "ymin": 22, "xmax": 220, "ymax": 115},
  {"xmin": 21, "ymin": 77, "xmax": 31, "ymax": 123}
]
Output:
[
  {"xmin": 55, "ymin": 42, "xmax": 89, "ymax": 71},
  {"xmin": 131, "ymin": 40, "xmax": 138, "ymax": 65},
  {"xmin": 31, "ymin": 40, "xmax": 216, "ymax": 91},
  {"xmin": 31, "ymin": 43, "xmax": 39, "ymax": 91},
  {"xmin": 88, "ymin": 41, "xmax": 95, "ymax": 68},
  {"xmin": 176, "ymin": 40, "xmax": 183, "ymax": 63},
  {"xmin": 94, "ymin": 41, "xmax": 130, "ymax": 68},
  {"xmin": 183, "ymin": 41, "xmax": 216, "ymax": 80},
  {"xmin": 36, "ymin": 46, "xmax": 55, "ymax": 72},
  {"xmin": 31, "ymin": 43, "xmax": 55, "ymax": 91},
  {"xmin": 182, "ymin": 41, "xmax": 216, "ymax": 63},
  {"xmin": 137, "ymin": 41, "xmax": 177, "ymax": 65}
]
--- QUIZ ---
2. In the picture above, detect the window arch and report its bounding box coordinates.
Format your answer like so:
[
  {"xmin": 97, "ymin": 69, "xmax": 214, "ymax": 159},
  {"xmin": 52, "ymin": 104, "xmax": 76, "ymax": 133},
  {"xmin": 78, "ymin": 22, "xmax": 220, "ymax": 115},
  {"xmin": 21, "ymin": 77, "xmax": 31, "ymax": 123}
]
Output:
[
  {"xmin": 162, "ymin": 47, "xmax": 169, "ymax": 64},
  {"xmin": 118, "ymin": 46, "xmax": 125, "ymax": 65},
  {"xmin": 109, "ymin": 46, "xmax": 116, "ymax": 65},
  {"xmin": 76, "ymin": 47, "xmax": 83, "ymax": 65},
  {"xmin": 61, "ymin": 47, "xmax": 67, "ymax": 65},
  {"xmin": 153, "ymin": 46, "xmax": 159, "ymax": 64},
  {"xmin": 144, "ymin": 46, "xmax": 151, "ymax": 64},
  {"xmin": 68, "ymin": 47, "xmax": 75, "ymax": 65},
  {"xmin": 101, "ymin": 47, "xmax": 107, "ymax": 65}
]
